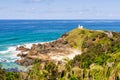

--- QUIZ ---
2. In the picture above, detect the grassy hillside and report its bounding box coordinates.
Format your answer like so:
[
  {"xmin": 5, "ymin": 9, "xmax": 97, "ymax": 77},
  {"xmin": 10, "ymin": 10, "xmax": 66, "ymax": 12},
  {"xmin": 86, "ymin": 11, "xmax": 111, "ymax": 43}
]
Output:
[
  {"xmin": 64, "ymin": 28, "xmax": 120, "ymax": 52},
  {"xmin": 64, "ymin": 28, "xmax": 120, "ymax": 68},
  {"xmin": 1, "ymin": 28, "xmax": 120, "ymax": 80}
]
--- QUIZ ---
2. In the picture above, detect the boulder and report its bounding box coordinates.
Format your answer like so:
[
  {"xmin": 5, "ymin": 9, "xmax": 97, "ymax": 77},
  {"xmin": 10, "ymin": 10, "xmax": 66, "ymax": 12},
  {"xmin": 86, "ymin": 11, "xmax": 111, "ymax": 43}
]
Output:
[{"xmin": 16, "ymin": 46, "xmax": 29, "ymax": 52}]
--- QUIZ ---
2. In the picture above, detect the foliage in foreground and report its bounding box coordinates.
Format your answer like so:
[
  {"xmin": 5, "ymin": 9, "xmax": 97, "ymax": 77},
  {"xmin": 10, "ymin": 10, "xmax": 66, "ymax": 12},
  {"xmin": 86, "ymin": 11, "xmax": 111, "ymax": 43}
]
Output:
[{"xmin": 1, "ymin": 61, "xmax": 120, "ymax": 80}]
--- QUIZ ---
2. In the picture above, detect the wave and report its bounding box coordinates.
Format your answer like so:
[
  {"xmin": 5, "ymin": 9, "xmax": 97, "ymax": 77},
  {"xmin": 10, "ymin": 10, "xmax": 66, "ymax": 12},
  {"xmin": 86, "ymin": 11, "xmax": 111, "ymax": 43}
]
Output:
[
  {"xmin": 0, "ymin": 58, "xmax": 16, "ymax": 63},
  {"xmin": 0, "ymin": 41, "xmax": 51, "ymax": 54},
  {"xmin": 0, "ymin": 41, "xmax": 54, "ymax": 63},
  {"xmin": 0, "ymin": 46, "xmax": 20, "ymax": 54},
  {"xmin": 0, "ymin": 45, "xmax": 25, "ymax": 62},
  {"xmin": 17, "ymin": 40, "xmax": 54, "ymax": 49},
  {"xmin": 17, "ymin": 42, "xmax": 45, "ymax": 49}
]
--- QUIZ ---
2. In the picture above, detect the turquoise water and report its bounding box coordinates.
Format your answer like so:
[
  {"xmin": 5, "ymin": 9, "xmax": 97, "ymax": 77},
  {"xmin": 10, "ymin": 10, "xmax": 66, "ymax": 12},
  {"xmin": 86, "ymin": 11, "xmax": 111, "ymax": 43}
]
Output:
[{"xmin": 0, "ymin": 20, "xmax": 120, "ymax": 69}]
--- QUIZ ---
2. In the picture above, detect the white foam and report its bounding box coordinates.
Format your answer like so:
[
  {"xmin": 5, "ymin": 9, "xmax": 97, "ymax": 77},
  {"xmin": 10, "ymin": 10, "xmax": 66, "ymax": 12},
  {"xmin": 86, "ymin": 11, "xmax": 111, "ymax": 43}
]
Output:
[
  {"xmin": 0, "ymin": 45, "xmax": 25, "ymax": 63},
  {"xmin": 17, "ymin": 43, "xmax": 33, "ymax": 49},
  {"xmin": 0, "ymin": 57, "xmax": 13, "ymax": 63},
  {"xmin": 17, "ymin": 42, "xmax": 50, "ymax": 49},
  {"xmin": 17, "ymin": 41, "xmax": 54, "ymax": 49},
  {"xmin": 0, "ymin": 41, "xmax": 54, "ymax": 62},
  {"xmin": 0, "ymin": 41, "xmax": 49, "ymax": 54},
  {"xmin": 0, "ymin": 46, "xmax": 20, "ymax": 54}
]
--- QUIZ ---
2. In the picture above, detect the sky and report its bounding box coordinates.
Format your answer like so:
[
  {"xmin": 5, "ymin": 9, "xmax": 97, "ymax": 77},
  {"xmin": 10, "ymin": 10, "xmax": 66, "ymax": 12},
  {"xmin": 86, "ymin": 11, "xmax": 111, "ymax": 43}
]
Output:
[{"xmin": 0, "ymin": 0, "xmax": 120, "ymax": 19}]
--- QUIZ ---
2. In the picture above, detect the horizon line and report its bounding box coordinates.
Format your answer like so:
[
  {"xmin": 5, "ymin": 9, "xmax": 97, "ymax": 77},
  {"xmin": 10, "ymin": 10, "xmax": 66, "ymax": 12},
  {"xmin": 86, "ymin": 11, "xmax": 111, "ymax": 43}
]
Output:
[{"xmin": 0, "ymin": 19, "xmax": 120, "ymax": 20}]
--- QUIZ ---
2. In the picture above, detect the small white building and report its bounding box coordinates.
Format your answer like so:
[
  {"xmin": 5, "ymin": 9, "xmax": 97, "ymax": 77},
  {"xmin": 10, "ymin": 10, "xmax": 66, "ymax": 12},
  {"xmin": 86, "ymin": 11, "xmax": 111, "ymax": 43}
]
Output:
[{"xmin": 78, "ymin": 25, "xmax": 83, "ymax": 29}]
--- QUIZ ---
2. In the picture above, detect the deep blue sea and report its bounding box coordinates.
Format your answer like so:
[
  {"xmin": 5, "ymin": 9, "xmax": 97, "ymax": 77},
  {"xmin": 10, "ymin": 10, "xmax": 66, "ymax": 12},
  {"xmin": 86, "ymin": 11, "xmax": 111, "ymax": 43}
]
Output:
[{"xmin": 0, "ymin": 20, "xmax": 120, "ymax": 70}]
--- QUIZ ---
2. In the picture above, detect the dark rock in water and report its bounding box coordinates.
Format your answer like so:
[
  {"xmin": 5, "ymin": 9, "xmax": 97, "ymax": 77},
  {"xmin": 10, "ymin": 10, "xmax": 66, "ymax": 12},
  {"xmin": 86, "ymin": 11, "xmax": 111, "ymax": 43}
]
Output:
[
  {"xmin": 3, "ymin": 60, "xmax": 7, "ymax": 62},
  {"xmin": 16, "ymin": 46, "xmax": 29, "ymax": 52}
]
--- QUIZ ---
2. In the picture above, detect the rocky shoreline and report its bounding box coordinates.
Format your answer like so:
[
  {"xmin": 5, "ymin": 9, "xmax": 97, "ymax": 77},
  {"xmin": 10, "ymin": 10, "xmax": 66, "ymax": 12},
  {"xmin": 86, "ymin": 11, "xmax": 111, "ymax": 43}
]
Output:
[{"xmin": 15, "ymin": 35, "xmax": 81, "ymax": 66}]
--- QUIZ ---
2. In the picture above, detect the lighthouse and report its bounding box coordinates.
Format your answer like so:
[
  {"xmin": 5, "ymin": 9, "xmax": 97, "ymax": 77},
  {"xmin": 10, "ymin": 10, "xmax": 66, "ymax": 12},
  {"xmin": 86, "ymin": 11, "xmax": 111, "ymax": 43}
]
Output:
[{"xmin": 78, "ymin": 25, "xmax": 83, "ymax": 29}]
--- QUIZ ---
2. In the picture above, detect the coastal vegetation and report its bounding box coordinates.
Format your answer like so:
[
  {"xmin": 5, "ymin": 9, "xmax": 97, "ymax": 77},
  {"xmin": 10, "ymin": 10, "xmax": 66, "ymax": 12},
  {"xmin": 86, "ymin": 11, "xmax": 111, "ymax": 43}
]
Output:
[{"xmin": 1, "ymin": 28, "xmax": 120, "ymax": 80}]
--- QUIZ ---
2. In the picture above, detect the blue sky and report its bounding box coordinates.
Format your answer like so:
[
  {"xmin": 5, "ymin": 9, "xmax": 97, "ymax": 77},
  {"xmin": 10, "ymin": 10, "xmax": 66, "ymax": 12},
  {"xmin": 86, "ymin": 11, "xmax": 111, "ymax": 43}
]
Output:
[{"xmin": 0, "ymin": 0, "xmax": 120, "ymax": 19}]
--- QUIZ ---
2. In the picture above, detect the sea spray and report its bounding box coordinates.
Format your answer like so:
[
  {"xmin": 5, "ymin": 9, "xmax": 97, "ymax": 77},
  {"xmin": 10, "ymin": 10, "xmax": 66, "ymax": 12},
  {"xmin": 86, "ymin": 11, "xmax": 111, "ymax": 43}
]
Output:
[{"xmin": 0, "ymin": 41, "xmax": 55, "ymax": 69}]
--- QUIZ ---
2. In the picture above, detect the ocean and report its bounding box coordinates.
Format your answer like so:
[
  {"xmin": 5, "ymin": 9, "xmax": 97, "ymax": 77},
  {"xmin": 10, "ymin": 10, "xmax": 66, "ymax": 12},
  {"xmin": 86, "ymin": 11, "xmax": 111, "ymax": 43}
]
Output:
[{"xmin": 0, "ymin": 20, "xmax": 120, "ymax": 70}]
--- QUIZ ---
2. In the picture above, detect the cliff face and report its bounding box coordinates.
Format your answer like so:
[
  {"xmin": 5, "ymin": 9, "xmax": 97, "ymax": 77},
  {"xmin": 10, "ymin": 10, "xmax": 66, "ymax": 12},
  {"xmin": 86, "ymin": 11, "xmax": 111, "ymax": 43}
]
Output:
[{"xmin": 16, "ymin": 28, "xmax": 120, "ymax": 66}]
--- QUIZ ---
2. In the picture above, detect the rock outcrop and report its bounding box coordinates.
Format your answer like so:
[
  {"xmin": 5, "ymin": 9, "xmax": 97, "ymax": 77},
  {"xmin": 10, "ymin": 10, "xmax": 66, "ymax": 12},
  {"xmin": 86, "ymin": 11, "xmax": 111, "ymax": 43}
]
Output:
[{"xmin": 15, "ymin": 37, "xmax": 81, "ymax": 66}]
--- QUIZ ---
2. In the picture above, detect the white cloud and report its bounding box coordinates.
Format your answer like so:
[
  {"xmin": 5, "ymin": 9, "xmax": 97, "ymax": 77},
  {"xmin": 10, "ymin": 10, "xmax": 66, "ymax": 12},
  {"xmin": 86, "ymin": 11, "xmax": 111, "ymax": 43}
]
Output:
[
  {"xmin": 23, "ymin": 0, "xmax": 51, "ymax": 3},
  {"xmin": 31, "ymin": 0, "xmax": 43, "ymax": 2}
]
